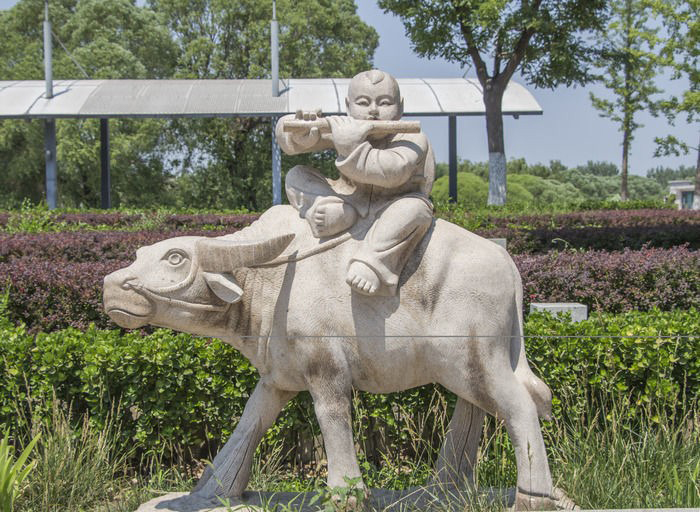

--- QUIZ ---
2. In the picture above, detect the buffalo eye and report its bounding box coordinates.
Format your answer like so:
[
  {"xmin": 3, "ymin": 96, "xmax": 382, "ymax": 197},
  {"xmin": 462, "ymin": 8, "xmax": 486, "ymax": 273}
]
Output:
[{"xmin": 164, "ymin": 250, "xmax": 187, "ymax": 266}]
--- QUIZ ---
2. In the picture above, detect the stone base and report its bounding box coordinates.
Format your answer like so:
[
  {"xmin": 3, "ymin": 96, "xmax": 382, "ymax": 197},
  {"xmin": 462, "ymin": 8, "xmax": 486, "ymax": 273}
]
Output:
[
  {"xmin": 135, "ymin": 492, "xmax": 700, "ymax": 512},
  {"xmin": 135, "ymin": 486, "xmax": 514, "ymax": 511}
]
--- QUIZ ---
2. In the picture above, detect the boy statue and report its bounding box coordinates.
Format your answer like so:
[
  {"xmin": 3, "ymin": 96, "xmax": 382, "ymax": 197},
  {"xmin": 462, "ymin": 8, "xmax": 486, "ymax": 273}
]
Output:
[{"xmin": 275, "ymin": 69, "xmax": 435, "ymax": 296}]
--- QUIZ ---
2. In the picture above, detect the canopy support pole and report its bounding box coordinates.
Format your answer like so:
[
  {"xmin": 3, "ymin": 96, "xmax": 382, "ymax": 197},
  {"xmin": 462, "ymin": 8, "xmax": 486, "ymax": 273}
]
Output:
[
  {"xmin": 100, "ymin": 118, "xmax": 111, "ymax": 209},
  {"xmin": 448, "ymin": 115, "xmax": 457, "ymax": 203}
]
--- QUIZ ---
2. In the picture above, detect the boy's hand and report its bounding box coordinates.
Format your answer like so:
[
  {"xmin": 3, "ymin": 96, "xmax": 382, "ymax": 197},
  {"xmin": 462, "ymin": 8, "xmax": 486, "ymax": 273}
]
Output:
[
  {"xmin": 327, "ymin": 116, "xmax": 373, "ymax": 158},
  {"xmin": 289, "ymin": 109, "xmax": 323, "ymax": 149}
]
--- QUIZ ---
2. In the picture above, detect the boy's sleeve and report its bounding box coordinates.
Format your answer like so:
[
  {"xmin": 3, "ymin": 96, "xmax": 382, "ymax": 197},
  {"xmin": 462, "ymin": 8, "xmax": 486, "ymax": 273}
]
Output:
[{"xmin": 335, "ymin": 133, "xmax": 429, "ymax": 188}]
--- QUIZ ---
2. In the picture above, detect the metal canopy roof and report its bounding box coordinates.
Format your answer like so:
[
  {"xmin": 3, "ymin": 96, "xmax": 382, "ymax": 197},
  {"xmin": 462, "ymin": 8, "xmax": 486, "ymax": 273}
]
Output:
[{"xmin": 0, "ymin": 78, "xmax": 541, "ymax": 119}]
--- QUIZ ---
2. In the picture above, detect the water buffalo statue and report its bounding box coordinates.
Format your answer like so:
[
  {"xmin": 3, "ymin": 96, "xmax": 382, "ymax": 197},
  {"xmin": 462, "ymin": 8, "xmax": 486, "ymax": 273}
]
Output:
[{"xmin": 103, "ymin": 205, "xmax": 572, "ymax": 510}]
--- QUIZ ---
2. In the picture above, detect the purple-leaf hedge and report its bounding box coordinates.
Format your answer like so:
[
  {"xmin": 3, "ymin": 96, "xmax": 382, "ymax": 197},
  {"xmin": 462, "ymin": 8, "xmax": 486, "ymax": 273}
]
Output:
[
  {"xmin": 0, "ymin": 230, "xmax": 224, "ymax": 263},
  {"xmin": 0, "ymin": 212, "xmax": 259, "ymax": 230},
  {"xmin": 481, "ymin": 208, "xmax": 700, "ymax": 230},
  {"xmin": 2, "ymin": 247, "xmax": 697, "ymax": 331},
  {"xmin": 2, "ymin": 216, "xmax": 699, "ymax": 263},
  {"xmin": 478, "ymin": 223, "xmax": 700, "ymax": 253},
  {"xmin": 518, "ymin": 245, "xmax": 699, "ymax": 313}
]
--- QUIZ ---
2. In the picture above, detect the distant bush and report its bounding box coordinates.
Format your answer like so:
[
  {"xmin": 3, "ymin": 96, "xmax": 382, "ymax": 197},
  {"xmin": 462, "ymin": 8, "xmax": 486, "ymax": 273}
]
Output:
[
  {"xmin": 432, "ymin": 172, "xmax": 572, "ymax": 206},
  {"xmin": 1, "ymin": 308, "xmax": 697, "ymax": 465},
  {"xmin": 432, "ymin": 157, "xmax": 670, "ymax": 204}
]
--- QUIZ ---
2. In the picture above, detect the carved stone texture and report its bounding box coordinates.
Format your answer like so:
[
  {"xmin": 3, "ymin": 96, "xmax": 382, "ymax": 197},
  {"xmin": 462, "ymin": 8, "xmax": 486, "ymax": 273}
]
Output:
[{"xmin": 103, "ymin": 70, "xmax": 577, "ymax": 511}]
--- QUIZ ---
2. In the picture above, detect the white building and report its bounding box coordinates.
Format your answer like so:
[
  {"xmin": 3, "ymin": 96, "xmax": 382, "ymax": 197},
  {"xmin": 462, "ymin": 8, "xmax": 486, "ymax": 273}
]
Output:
[{"xmin": 668, "ymin": 180, "xmax": 696, "ymax": 209}]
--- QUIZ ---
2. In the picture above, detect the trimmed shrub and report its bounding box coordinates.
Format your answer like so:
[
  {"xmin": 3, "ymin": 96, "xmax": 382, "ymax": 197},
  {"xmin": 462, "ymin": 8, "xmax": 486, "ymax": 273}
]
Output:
[
  {"xmin": 0, "ymin": 230, "xmax": 222, "ymax": 263},
  {"xmin": 518, "ymin": 246, "xmax": 700, "ymax": 313},
  {"xmin": 0, "ymin": 211, "xmax": 258, "ymax": 231},
  {"xmin": 1, "ymin": 309, "xmax": 697, "ymax": 465},
  {"xmin": 0, "ymin": 259, "xmax": 126, "ymax": 331},
  {"xmin": 2, "ymin": 246, "xmax": 697, "ymax": 331}
]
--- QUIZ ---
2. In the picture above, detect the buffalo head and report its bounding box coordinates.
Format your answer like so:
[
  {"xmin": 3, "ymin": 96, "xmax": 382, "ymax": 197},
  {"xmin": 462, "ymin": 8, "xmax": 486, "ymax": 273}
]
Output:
[{"xmin": 103, "ymin": 233, "xmax": 294, "ymax": 334}]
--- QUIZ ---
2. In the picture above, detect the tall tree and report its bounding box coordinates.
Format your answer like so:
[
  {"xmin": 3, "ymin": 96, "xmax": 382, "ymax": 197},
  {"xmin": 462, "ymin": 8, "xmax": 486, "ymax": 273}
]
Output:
[
  {"xmin": 589, "ymin": 0, "xmax": 661, "ymax": 201},
  {"xmin": 378, "ymin": 0, "xmax": 607, "ymax": 205},
  {"xmin": 0, "ymin": 0, "xmax": 178, "ymax": 207},
  {"xmin": 149, "ymin": 0, "xmax": 378, "ymax": 210},
  {"xmin": 648, "ymin": 0, "xmax": 699, "ymax": 209}
]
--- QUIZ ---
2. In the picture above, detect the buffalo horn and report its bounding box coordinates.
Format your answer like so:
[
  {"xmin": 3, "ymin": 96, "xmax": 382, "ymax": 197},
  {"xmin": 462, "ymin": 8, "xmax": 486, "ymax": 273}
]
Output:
[{"xmin": 196, "ymin": 233, "xmax": 295, "ymax": 271}]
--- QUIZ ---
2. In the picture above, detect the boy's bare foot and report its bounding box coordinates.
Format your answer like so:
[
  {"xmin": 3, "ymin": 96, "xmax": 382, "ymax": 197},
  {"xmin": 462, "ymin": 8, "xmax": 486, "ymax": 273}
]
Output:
[
  {"xmin": 346, "ymin": 261, "xmax": 380, "ymax": 295},
  {"xmin": 306, "ymin": 197, "xmax": 357, "ymax": 238}
]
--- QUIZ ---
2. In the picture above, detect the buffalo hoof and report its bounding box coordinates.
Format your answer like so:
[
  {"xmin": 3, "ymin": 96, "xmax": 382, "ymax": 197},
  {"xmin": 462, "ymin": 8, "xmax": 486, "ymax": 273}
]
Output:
[{"xmin": 515, "ymin": 487, "xmax": 579, "ymax": 511}]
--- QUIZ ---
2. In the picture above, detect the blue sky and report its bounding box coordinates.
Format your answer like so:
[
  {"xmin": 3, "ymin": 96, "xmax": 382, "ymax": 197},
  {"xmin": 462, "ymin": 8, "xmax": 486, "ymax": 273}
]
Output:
[{"xmin": 1, "ymin": 0, "xmax": 695, "ymax": 175}]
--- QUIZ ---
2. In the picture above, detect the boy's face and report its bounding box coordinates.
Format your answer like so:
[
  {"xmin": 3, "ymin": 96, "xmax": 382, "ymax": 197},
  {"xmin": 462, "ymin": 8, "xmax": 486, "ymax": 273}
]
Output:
[{"xmin": 346, "ymin": 77, "xmax": 403, "ymax": 122}]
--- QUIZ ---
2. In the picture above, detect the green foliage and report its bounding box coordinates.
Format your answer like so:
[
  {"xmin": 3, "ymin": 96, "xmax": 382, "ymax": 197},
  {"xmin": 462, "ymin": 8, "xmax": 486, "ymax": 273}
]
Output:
[
  {"xmin": 14, "ymin": 401, "xmax": 129, "ymax": 512},
  {"xmin": 308, "ymin": 476, "xmax": 366, "ymax": 512},
  {"xmin": 378, "ymin": 0, "xmax": 608, "ymax": 205},
  {"xmin": 431, "ymin": 172, "xmax": 488, "ymax": 207},
  {"xmin": 647, "ymin": 164, "xmax": 696, "ymax": 187},
  {"xmin": 2, "ymin": 200, "xmax": 68, "ymax": 234},
  {"xmin": 0, "ymin": 430, "xmax": 39, "ymax": 512},
  {"xmin": 432, "ymin": 172, "xmax": 538, "ymax": 207},
  {"xmin": 575, "ymin": 160, "xmax": 619, "ymax": 177},
  {"xmin": 0, "ymin": 0, "xmax": 378, "ymax": 210},
  {"xmin": 589, "ymin": 0, "xmax": 662, "ymax": 200},
  {"xmin": 648, "ymin": 0, "xmax": 698, "ymax": 161},
  {"xmin": 526, "ymin": 308, "xmax": 700, "ymax": 420},
  {"xmin": 0, "ymin": 0, "xmax": 178, "ymax": 209},
  {"xmin": 0, "ymin": 308, "xmax": 697, "ymax": 471},
  {"xmin": 431, "ymin": 160, "xmax": 666, "ymax": 207},
  {"xmin": 377, "ymin": 0, "xmax": 607, "ymax": 89},
  {"xmin": 507, "ymin": 173, "xmax": 581, "ymax": 205},
  {"xmin": 150, "ymin": 0, "xmax": 378, "ymax": 211}
]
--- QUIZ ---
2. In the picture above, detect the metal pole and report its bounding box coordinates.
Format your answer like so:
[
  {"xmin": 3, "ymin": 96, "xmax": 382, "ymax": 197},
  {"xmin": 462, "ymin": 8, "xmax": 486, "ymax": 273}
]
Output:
[
  {"xmin": 100, "ymin": 118, "xmax": 111, "ymax": 209},
  {"xmin": 270, "ymin": 0, "xmax": 282, "ymax": 205},
  {"xmin": 44, "ymin": 121, "xmax": 57, "ymax": 209},
  {"xmin": 43, "ymin": 0, "xmax": 57, "ymax": 209},
  {"xmin": 448, "ymin": 115, "xmax": 457, "ymax": 203},
  {"xmin": 271, "ymin": 0, "xmax": 279, "ymax": 97}
]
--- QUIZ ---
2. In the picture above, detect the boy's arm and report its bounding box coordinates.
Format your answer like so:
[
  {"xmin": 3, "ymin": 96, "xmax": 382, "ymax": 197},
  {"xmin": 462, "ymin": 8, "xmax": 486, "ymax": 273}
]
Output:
[
  {"xmin": 275, "ymin": 113, "xmax": 334, "ymax": 155},
  {"xmin": 335, "ymin": 133, "xmax": 429, "ymax": 189}
]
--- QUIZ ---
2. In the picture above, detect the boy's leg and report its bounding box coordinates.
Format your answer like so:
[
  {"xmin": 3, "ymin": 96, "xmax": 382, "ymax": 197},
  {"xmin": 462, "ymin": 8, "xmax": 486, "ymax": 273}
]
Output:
[
  {"xmin": 347, "ymin": 196, "xmax": 433, "ymax": 296},
  {"xmin": 285, "ymin": 165, "xmax": 357, "ymax": 238}
]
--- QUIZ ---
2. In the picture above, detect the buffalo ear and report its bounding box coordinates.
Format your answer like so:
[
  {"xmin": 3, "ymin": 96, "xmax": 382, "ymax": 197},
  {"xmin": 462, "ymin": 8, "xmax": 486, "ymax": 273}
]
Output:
[{"xmin": 203, "ymin": 272, "xmax": 243, "ymax": 304}]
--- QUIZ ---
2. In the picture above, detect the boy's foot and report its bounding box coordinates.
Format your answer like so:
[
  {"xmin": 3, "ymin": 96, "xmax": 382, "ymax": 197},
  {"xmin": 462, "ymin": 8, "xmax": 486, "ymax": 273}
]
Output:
[
  {"xmin": 346, "ymin": 261, "xmax": 380, "ymax": 295},
  {"xmin": 306, "ymin": 197, "xmax": 357, "ymax": 238}
]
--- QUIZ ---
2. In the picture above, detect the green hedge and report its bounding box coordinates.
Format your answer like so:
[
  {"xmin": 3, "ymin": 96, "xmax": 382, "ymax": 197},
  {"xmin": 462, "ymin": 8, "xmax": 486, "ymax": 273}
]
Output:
[{"xmin": 1, "ymin": 309, "xmax": 697, "ymax": 464}]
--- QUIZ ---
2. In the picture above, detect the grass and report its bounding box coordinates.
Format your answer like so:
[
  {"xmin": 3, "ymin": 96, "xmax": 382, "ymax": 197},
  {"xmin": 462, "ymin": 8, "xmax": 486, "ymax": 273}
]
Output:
[{"xmin": 5, "ymin": 389, "xmax": 697, "ymax": 512}]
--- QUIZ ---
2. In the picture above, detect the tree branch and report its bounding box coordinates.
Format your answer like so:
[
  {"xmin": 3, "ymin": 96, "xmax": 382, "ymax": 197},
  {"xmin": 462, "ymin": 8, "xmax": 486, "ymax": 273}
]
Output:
[
  {"xmin": 501, "ymin": 0, "xmax": 543, "ymax": 84},
  {"xmin": 494, "ymin": 31, "xmax": 503, "ymax": 77},
  {"xmin": 452, "ymin": 1, "xmax": 489, "ymax": 85}
]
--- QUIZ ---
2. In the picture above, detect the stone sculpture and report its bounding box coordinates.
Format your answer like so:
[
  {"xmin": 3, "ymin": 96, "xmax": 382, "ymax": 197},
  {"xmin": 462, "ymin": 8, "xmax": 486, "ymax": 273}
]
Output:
[{"xmin": 103, "ymin": 70, "xmax": 575, "ymax": 511}]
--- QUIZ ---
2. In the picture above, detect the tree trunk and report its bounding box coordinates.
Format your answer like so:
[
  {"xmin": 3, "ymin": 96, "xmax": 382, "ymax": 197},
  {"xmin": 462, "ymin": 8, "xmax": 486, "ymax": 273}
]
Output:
[
  {"xmin": 621, "ymin": 127, "xmax": 629, "ymax": 201},
  {"xmin": 485, "ymin": 84, "xmax": 507, "ymax": 206},
  {"xmin": 693, "ymin": 133, "xmax": 700, "ymax": 210}
]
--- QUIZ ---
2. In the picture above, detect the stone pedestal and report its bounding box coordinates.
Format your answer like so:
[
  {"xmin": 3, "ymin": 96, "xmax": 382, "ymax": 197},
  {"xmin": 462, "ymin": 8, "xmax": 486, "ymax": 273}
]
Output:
[{"xmin": 135, "ymin": 487, "xmax": 514, "ymax": 512}]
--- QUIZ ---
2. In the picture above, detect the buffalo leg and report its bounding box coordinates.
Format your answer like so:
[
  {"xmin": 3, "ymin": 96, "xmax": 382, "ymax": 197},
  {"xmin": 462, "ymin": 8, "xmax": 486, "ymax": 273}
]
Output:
[
  {"xmin": 433, "ymin": 398, "xmax": 486, "ymax": 489},
  {"xmin": 449, "ymin": 372, "xmax": 554, "ymax": 510},
  {"xmin": 309, "ymin": 382, "xmax": 363, "ymax": 491},
  {"xmin": 194, "ymin": 380, "xmax": 296, "ymax": 499}
]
